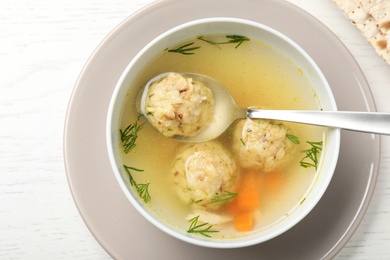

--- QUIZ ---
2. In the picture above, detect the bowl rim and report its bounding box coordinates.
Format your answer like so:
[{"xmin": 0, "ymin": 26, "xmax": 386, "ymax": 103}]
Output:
[{"xmin": 106, "ymin": 16, "xmax": 340, "ymax": 248}]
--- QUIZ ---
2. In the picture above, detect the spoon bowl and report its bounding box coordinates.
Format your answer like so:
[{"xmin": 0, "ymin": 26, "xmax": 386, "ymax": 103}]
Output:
[
  {"xmin": 139, "ymin": 72, "xmax": 390, "ymax": 142},
  {"xmin": 138, "ymin": 72, "xmax": 246, "ymax": 142}
]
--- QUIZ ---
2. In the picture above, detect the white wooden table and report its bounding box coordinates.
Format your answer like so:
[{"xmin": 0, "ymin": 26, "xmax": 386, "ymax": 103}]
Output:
[{"xmin": 1, "ymin": 0, "xmax": 389, "ymax": 259}]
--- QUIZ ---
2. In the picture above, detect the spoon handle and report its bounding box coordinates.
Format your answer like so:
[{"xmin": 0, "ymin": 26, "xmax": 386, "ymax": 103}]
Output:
[{"xmin": 247, "ymin": 109, "xmax": 390, "ymax": 135}]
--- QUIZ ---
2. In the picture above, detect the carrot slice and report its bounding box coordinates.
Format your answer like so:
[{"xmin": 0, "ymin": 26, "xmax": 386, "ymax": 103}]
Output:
[
  {"xmin": 234, "ymin": 211, "xmax": 254, "ymax": 232},
  {"xmin": 237, "ymin": 189, "xmax": 259, "ymax": 211},
  {"xmin": 238, "ymin": 170, "xmax": 259, "ymax": 191},
  {"xmin": 235, "ymin": 170, "xmax": 260, "ymax": 211},
  {"xmin": 224, "ymin": 170, "xmax": 262, "ymax": 232},
  {"xmin": 225, "ymin": 198, "xmax": 239, "ymax": 216}
]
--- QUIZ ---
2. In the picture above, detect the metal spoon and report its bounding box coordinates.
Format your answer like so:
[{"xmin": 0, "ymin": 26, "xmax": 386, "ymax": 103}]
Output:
[{"xmin": 139, "ymin": 72, "xmax": 390, "ymax": 142}]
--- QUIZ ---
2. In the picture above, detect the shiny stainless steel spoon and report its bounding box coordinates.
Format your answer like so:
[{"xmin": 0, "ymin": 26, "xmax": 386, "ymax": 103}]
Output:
[{"xmin": 139, "ymin": 72, "xmax": 390, "ymax": 142}]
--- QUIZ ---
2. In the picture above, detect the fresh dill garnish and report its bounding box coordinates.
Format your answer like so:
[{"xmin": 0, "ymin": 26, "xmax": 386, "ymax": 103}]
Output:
[
  {"xmin": 123, "ymin": 165, "xmax": 151, "ymax": 203},
  {"xmin": 240, "ymin": 138, "xmax": 246, "ymax": 146},
  {"xmin": 137, "ymin": 112, "xmax": 144, "ymax": 120},
  {"xmin": 123, "ymin": 165, "xmax": 142, "ymax": 186},
  {"xmin": 120, "ymin": 118, "xmax": 144, "ymax": 154},
  {"xmin": 286, "ymin": 134, "xmax": 300, "ymax": 144},
  {"xmin": 136, "ymin": 182, "xmax": 151, "ymax": 203},
  {"xmin": 208, "ymin": 191, "xmax": 238, "ymax": 206},
  {"xmin": 168, "ymin": 42, "xmax": 200, "ymax": 55},
  {"xmin": 300, "ymin": 141, "xmax": 323, "ymax": 170},
  {"xmin": 198, "ymin": 35, "xmax": 250, "ymax": 48},
  {"xmin": 187, "ymin": 215, "xmax": 219, "ymax": 237}
]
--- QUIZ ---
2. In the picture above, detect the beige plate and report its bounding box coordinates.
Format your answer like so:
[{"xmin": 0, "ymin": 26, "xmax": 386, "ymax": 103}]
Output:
[{"xmin": 64, "ymin": 0, "xmax": 380, "ymax": 259}]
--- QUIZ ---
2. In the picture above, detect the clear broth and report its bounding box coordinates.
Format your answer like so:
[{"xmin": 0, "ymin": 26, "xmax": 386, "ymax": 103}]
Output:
[{"xmin": 120, "ymin": 35, "xmax": 325, "ymax": 238}]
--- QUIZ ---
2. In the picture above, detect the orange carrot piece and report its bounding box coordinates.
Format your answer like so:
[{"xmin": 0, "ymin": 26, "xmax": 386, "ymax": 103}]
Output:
[
  {"xmin": 226, "ymin": 170, "xmax": 262, "ymax": 232},
  {"xmin": 235, "ymin": 171, "xmax": 260, "ymax": 212},
  {"xmin": 225, "ymin": 198, "xmax": 239, "ymax": 216},
  {"xmin": 239, "ymin": 170, "xmax": 258, "ymax": 191},
  {"xmin": 234, "ymin": 211, "xmax": 254, "ymax": 232},
  {"xmin": 237, "ymin": 189, "xmax": 259, "ymax": 211}
]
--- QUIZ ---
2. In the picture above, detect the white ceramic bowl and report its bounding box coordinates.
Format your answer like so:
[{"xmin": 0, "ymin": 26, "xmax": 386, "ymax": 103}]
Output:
[{"xmin": 107, "ymin": 17, "xmax": 340, "ymax": 248}]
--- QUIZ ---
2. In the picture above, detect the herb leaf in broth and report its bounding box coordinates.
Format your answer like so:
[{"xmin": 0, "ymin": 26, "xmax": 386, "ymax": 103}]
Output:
[
  {"xmin": 286, "ymin": 134, "xmax": 300, "ymax": 144},
  {"xmin": 167, "ymin": 35, "xmax": 249, "ymax": 56},
  {"xmin": 167, "ymin": 42, "xmax": 201, "ymax": 55},
  {"xmin": 136, "ymin": 182, "xmax": 151, "ymax": 203},
  {"xmin": 120, "ymin": 117, "xmax": 144, "ymax": 154},
  {"xmin": 209, "ymin": 191, "xmax": 238, "ymax": 206},
  {"xmin": 187, "ymin": 215, "xmax": 219, "ymax": 237},
  {"xmin": 123, "ymin": 165, "xmax": 151, "ymax": 203},
  {"xmin": 198, "ymin": 35, "xmax": 250, "ymax": 49},
  {"xmin": 300, "ymin": 141, "xmax": 323, "ymax": 170}
]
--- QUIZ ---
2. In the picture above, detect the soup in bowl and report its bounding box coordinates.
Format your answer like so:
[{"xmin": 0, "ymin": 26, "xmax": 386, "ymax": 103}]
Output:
[{"xmin": 107, "ymin": 17, "xmax": 340, "ymax": 248}]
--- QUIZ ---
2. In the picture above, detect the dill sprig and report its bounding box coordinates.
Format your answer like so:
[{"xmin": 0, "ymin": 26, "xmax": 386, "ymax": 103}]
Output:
[
  {"xmin": 208, "ymin": 191, "xmax": 238, "ymax": 206},
  {"xmin": 300, "ymin": 141, "xmax": 323, "ymax": 170},
  {"xmin": 286, "ymin": 134, "xmax": 300, "ymax": 144},
  {"xmin": 136, "ymin": 183, "xmax": 151, "ymax": 203},
  {"xmin": 168, "ymin": 42, "xmax": 200, "ymax": 55},
  {"xmin": 187, "ymin": 215, "xmax": 219, "ymax": 237},
  {"xmin": 123, "ymin": 165, "xmax": 151, "ymax": 203},
  {"xmin": 198, "ymin": 35, "xmax": 250, "ymax": 48},
  {"xmin": 120, "ymin": 119, "xmax": 144, "ymax": 154}
]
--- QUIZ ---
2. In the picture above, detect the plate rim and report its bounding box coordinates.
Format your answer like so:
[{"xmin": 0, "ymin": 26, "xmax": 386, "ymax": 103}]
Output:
[{"xmin": 64, "ymin": 0, "xmax": 381, "ymax": 258}]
